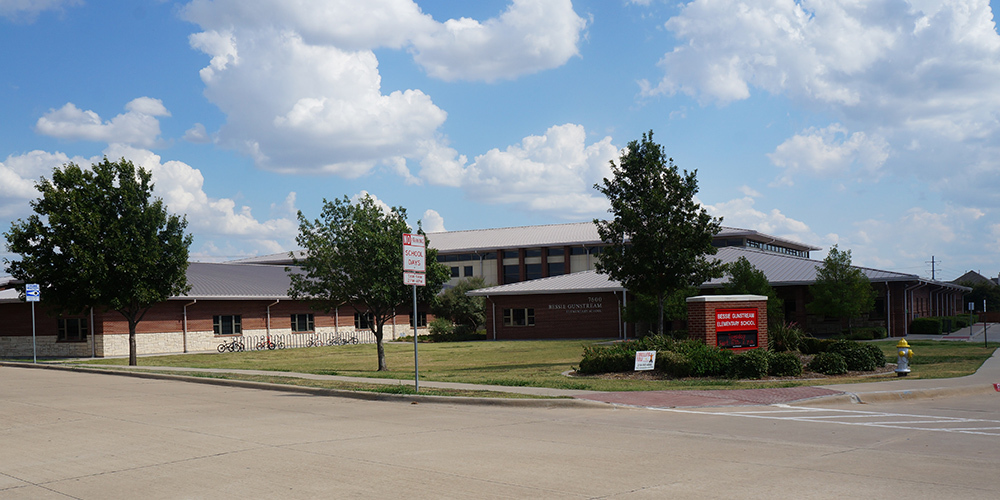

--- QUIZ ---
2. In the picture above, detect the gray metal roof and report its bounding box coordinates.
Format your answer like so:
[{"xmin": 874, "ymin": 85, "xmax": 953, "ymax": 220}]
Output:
[
  {"xmin": 467, "ymin": 269, "xmax": 624, "ymax": 296},
  {"xmin": 178, "ymin": 262, "xmax": 297, "ymax": 300},
  {"xmin": 427, "ymin": 222, "xmax": 603, "ymax": 253},
  {"xmin": 715, "ymin": 226, "xmax": 822, "ymax": 252}
]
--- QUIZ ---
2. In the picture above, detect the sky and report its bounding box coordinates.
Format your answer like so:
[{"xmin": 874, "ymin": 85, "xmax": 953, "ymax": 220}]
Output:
[{"xmin": 2, "ymin": 0, "xmax": 1000, "ymax": 282}]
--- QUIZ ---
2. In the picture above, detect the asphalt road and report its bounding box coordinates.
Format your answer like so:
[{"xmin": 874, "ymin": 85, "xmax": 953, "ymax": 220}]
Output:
[{"xmin": 2, "ymin": 366, "xmax": 998, "ymax": 499}]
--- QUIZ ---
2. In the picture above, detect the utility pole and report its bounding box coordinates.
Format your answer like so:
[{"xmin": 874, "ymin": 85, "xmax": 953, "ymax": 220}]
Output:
[{"xmin": 926, "ymin": 256, "xmax": 938, "ymax": 280}]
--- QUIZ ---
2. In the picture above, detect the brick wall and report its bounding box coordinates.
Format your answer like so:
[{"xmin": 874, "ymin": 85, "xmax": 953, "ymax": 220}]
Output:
[
  {"xmin": 483, "ymin": 292, "xmax": 625, "ymax": 340},
  {"xmin": 686, "ymin": 295, "xmax": 768, "ymax": 351}
]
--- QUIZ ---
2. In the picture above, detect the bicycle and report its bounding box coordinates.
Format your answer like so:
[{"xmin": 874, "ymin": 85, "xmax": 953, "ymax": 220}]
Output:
[
  {"xmin": 328, "ymin": 335, "xmax": 359, "ymax": 345},
  {"xmin": 256, "ymin": 338, "xmax": 277, "ymax": 350},
  {"xmin": 306, "ymin": 335, "xmax": 324, "ymax": 347},
  {"xmin": 217, "ymin": 338, "xmax": 245, "ymax": 352}
]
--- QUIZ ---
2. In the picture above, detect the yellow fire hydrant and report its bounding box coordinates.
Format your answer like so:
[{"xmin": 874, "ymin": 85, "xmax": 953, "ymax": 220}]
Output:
[{"xmin": 895, "ymin": 339, "xmax": 914, "ymax": 377}]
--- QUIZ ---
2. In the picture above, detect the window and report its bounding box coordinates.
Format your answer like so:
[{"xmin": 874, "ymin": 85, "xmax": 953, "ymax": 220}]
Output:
[
  {"xmin": 546, "ymin": 247, "xmax": 565, "ymax": 257},
  {"xmin": 503, "ymin": 308, "xmax": 535, "ymax": 327},
  {"xmin": 409, "ymin": 312, "xmax": 427, "ymax": 327},
  {"xmin": 503, "ymin": 250, "xmax": 519, "ymax": 259},
  {"xmin": 463, "ymin": 265, "xmax": 473, "ymax": 277},
  {"xmin": 525, "ymin": 263, "xmax": 542, "ymax": 281},
  {"xmin": 451, "ymin": 266, "xmax": 460, "ymax": 277},
  {"xmin": 355, "ymin": 312, "xmax": 374, "ymax": 330},
  {"xmin": 213, "ymin": 315, "xmax": 242, "ymax": 335},
  {"xmin": 57, "ymin": 318, "xmax": 88, "ymax": 342},
  {"xmin": 291, "ymin": 313, "xmax": 314, "ymax": 332},
  {"xmin": 547, "ymin": 262, "xmax": 565, "ymax": 276},
  {"xmin": 503, "ymin": 264, "xmax": 520, "ymax": 284},
  {"xmin": 525, "ymin": 249, "xmax": 541, "ymax": 258}
]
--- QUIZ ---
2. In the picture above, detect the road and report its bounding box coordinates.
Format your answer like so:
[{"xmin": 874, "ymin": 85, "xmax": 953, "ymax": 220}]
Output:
[{"xmin": 2, "ymin": 366, "xmax": 998, "ymax": 499}]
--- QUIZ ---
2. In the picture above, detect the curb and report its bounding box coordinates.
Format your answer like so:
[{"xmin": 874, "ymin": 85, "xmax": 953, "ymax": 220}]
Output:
[{"xmin": 0, "ymin": 362, "xmax": 610, "ymax": 409}]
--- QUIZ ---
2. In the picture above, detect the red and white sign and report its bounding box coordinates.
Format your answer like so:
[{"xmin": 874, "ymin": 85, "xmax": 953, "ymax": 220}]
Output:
[
  {"xmin": 634, "ymin": 351, "xmax": 656, "ymax": 371},
  {"xmin": 404, "ymin": 271, "xmax": 426, "ymax": 286},
  {"xmin": 402, "ymin": 233, "xmax": 425, "ymax": 273},
  {"xmin": 716, "ymin": 308, "xmax": 758, "ymax": 331}
]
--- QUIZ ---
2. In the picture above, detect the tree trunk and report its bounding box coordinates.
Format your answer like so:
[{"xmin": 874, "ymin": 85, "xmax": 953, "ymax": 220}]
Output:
[
  {"xmin": 375, "ymin": 323, "xmax": 387, "ymax": 371},
  {"xmin": 657, "ymin": 292, "xmax": 665, "ymax": 336},
  {"xmin": 128, "ymin": 322, "xmax": 137, "ymax": 366}
]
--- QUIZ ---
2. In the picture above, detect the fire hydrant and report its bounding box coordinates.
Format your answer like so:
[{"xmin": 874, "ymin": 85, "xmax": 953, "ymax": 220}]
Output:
[{"xmin": 895, "ymin": 339, "xmax": 914, "ymax": 377}]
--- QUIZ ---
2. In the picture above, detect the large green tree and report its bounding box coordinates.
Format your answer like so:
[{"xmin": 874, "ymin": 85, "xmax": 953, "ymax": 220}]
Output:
[
  {"xmin": 288, "ymin": 194, "xmax": 450, "ymax": 371},
  {"xmin": 594, "ymin": 130, "xmax": 724, "ymax": 335},
  {"xmin": 806, "ymin": 245, "xmax": 875, "ymax": 333},
  {"xmin": 957, "ymin": 281, "xmax": 1000, "ymax": 313},
  {"xmin": 4, "ymin": 158, "xmax": 192, "ymax": 365},
  {"xmin": 432, "ymin": 276, "xmax": 486, "ymax": 332},
  {"xmin": 722, "ymin": 256, "xmax": 784, "ymax": 327}
]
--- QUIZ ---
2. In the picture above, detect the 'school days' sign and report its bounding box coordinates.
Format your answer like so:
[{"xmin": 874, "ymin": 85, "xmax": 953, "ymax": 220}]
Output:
[{"xmin": 715, "ymin": 308, "xmax": 758, "ymax": 349}]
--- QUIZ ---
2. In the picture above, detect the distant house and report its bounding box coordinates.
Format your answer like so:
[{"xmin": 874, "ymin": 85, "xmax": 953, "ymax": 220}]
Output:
[{"xmin": 952, "ymin": 270, "xmax": 999, "ymax": 288}]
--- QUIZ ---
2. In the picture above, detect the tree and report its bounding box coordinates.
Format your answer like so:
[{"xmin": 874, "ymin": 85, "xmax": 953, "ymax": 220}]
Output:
[
  {"xmin": 432, "ymin": 276, "xmax": 486, "ymax": 333},
  {"xmin": 288, "ymin": 194, "xmax": 450, "ymax": 371},
  {"xmin": 722, "ymin": 256, "xmax": 784, "ymax": 327},
  {"xmin": 806, "ymin": 245, "xmax": 875, "ymax": 333},
  {"xmin": 594, "ymin": 130, "xmax": 724, "ymax": 335},
  {"xmin": 4, "ymin": 158, "xmax": 192, "ymax": 366},
  {"xmin": 957, "ymin": 281, "xmax": 1000, "ymax": 313}
]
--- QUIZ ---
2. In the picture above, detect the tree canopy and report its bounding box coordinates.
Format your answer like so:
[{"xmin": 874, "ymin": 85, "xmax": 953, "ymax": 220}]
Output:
[
  {"xmin": 432, "ymin": 276, "xmax": 486, "ymax": 332},
  {"xmin": 722, "ymin": 256, "xmax": 784, "ymax": 326},
  {"xmin": 4, "ymin": 158, "xmax": 192, "ymax": 365},
  {"xmin": 288, "ymin": 194, "xmax": 450, "ymax": 371},
  {"xmin": 594, "ymin": 130, "xmax": 724, "ymax": 335},
  {"xmin": 806, "ymin": 245, "xmax": 875, "ymax": 332}
]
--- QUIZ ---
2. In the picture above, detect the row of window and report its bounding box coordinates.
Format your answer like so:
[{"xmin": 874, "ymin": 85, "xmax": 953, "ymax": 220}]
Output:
[
  {"xmin": 51, "ymin": 313, "xmax": 428, "ymax": 340},
  {"xmin": 438, "ymin": 246, "xmax": 606, "ymax": 264},
  {"xmin": 213, "ymin": 312, "xmax": 427, "ymax": 336}
]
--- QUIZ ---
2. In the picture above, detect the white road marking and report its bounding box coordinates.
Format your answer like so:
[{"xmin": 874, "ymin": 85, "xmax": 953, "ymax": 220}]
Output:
[{"xmin": 656, "ymin": 404, "xmax": 1000, "ymax": 436}]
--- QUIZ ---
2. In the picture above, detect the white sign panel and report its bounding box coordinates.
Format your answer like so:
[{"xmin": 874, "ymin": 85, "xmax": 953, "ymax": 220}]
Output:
[
  {"xmin": 634, "ymin": 350, "xmax": 656, "ymax": 371},
  {"xmin": 25, "ymin": 283, "xmax": 40, "ymax": 302},
  {"xmin": 402, "ymin": 233, "xmax": 426, "ymax": 273},
  {"xmin": 403, "ymin": 272, "xmax": 426, "ymax": 286}
]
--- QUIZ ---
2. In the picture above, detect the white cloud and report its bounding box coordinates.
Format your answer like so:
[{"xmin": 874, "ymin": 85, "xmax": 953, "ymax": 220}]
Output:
[
  {"xmin": 652, "ymin": 1, "xmax": 1000, "ymax": 202},
  {"xmin": 450, "ymin": 124, "xmax": 619, "ymax": 218},
  {"xmin": 0, "ymin": 0, "xmax": 81, "ymax": 22},
  {"xmin": 409, "ymin": 0, "xmax": 587, "ymax": 82},
  {"xmin": 183, "ymin": 123, "xmax": 212, "ymax": 144},
  {"xmin": 180, "ymin": 1, "xmax": 586, "ymax": 177},
  {"xmin": 421, "ymin": 209, "xmax": 446, "ymax": 233},
  {"xmin": 0, "ymin": 150, "xmax": 88, "ymax": 217},
  {"xmin": 35, "ymin": 97, "xmax": 170, "ymax": 148},
  {"xmin": 701, "ymin": 195, "xmax": 818, "ymax": 247},
  {"xmin": 767, "ymin": 124, "xmax": 890, "ymax": 186}
]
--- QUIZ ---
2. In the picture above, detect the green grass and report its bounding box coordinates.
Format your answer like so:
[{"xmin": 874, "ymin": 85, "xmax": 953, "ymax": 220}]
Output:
[{"xmin": 70, "ymin": 339, "xmax": 998, "ymax": 393}]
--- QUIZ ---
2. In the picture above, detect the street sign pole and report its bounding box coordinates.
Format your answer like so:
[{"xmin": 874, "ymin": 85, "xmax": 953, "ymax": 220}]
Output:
[
  {"xmin": 26, "ymin": 284, "xmax": 40, "ymax": 363},
  {"xmin": 402, "ymin": 233, "xmax": 426, "ymax": 392}
]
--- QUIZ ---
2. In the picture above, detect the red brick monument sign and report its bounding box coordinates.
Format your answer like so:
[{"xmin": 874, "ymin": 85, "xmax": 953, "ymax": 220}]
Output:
[{"xmin": 686, "ymin": 295, "xmax": 768, "ymax": 351}]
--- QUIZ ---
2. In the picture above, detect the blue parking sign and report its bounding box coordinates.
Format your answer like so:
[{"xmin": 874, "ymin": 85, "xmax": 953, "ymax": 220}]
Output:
[{"xmin": 26, "ymin": 283, "xmax": 40, "ymax": 302}]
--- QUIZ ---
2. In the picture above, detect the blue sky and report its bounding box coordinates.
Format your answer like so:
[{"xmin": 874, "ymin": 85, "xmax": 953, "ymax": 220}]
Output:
[{"xmin": 3, "ymin": 0, "xmax": 1000, "ymax": 282}]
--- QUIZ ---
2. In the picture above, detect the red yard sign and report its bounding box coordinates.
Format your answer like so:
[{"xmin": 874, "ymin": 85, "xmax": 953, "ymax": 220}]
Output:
[{"xmin": 715, "ymin": 308, "xmax": 758, "ymax": 349}]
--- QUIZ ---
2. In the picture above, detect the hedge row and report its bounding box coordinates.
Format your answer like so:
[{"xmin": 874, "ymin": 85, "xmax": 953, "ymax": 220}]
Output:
[{"xmin": 579, "ymin": 335, "xmax": 883, "ymax": 379}]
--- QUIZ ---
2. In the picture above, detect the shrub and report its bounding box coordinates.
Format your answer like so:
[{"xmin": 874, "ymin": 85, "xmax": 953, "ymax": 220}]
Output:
[
  {"xmin": 910, "ymin": 317, "xmax": 942, "ymax": 335},
  {"xmin": 843, "ymin": 327, "xmax": 887, "ymax": 340},
  {"xmin": 674, "ymin": 341, "xmax": 733, "ymax": 377},
  {"xmin": 655, "ymin": 350, "xmax": 693, "ymax": 378},
  {"xmin": 769, "ymin": 322, "xmax": 804, "ymax": 352},
  {"xmin": 860, "ymin": 342, "xmax": 886, "ymax": 369},
  {"xmin": 799, "ymin": 337, "xmax": 834, "ymax": 355},
  {"xmin": 578, "ymin": 344, "xmax": 635, "ymax": 374},
  {"xmin": 429, "ymin": 317, "xmax": 454, "ymax": 337},
  {"xmin": 768, "ymin": 351, "xmax": 803, "ymax": 377},
  {"xmin": 808, "ymin": 351, "xmax": 848, "ymax": 375},
  {"xmin": 728, "ymin": 349, "xmax": 770, "ymax": 379},
  {"xmin": 826, "ymin": 339, "xmax": 879, "ymax": 372}
]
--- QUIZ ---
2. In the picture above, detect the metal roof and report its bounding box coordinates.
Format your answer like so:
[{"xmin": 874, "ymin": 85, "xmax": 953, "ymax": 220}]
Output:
[
  {"xmin": 426, "ymin": 222, "xmax": 603, "ymax": 253},
  {"xmin": 178, "ymin": 262, "xmax": 297, "ymax": 300}
]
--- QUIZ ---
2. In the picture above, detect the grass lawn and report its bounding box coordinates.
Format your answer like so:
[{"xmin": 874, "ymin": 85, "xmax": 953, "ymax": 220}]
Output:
[{"xmin": 72, "ymin": 339, "xmax": 998, "ymax": 393}]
